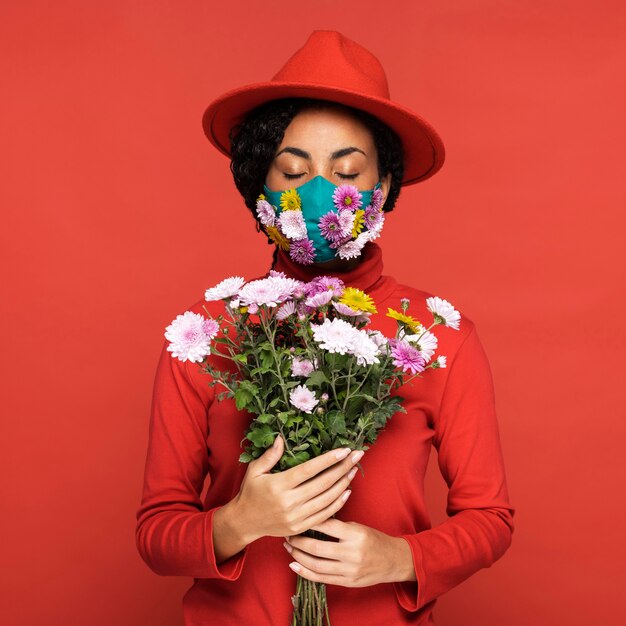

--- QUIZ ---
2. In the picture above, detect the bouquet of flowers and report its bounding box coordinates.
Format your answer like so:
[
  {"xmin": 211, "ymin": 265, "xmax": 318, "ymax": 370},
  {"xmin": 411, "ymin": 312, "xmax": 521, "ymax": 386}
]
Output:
[{"xmin": 165, "ymin": 271, "xmax": 460, "ymax": 626}]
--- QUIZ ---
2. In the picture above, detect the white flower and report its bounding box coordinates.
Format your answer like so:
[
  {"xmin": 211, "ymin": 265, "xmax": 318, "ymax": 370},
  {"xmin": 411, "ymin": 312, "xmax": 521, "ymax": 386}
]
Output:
[
  {"xmin": 278, "ymin": 210, "xmax": 307, "ymax": 239},
  {"xmin": 289, "ymin": 384, "xmax": 319, "ymax": 413},
  {"xmin": 291, "ymin": 356, "xmax": 317, "ymax": 377},
  {"xmin": 401, "ymin": 327, "xmax": 438, "ymax": 363},
  {"xmin": 256, "ymin": 199, "xmax": 276, "ymax": 226},
  {"xmin": 337, "ymin": 231, "xmax": 372, "ymax": 260},
  {"xmin": 238, "ymin": 276, "xmax": 303, "ymax": 307},
  {"xmin": 310, "ymin": 318, "xmax": 356, "ymax": 355},
  {"xmin": 426, "ymin": 296, "xmax": 461, "ymax": 330},
  {"xmin": 367, "ymin": 329, "xmax": 388, "ymax": 353},
  {"xmin": 350, "ymin": 329, "xmax": 380, "ymax": 365},
  {"xmin": 164, "ymin": 311, "xmax": 218, "ymax": 363},
  {"xmin": 276, "ymin": 300, "xmax": 296, "ymax": 320},
  {"xmin": 332, "ymin": 301, "xmax": 360, "ymax": 316},
  {"xmin": 229, "ymin": 297, "xmax": 240, "ymax": 309},
  {"xmin": 205, "ymin": 276, "xmax": 246, "ymax": 301},
  {"xmin": 305, "ymin": 290, "xmax": 334, "ymax": 308},
  {"xmin": 434, "ymin": 355, "xmax": 447, "ymax": 368}
]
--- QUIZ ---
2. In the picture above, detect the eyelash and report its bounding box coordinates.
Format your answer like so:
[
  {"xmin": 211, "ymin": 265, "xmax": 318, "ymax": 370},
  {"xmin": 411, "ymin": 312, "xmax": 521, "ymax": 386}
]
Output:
[{"xmin": 283, "ymin": 173, "xmax": 359, "ymax": 180}]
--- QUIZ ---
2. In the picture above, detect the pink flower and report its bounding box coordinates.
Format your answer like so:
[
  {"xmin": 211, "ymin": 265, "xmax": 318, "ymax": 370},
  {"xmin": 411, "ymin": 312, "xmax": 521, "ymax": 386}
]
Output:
[
  {"xmin": 319, "ymin": 212, "xmax": 346, "ymax": 242},
  {"xmin": 332, "ymin": 184, "xmax": 363, "ymax": 211},
  {"xmin": 279, "ymin": 210, "xmax": 307, "ymax": 239},
  {"xmin": 389, "ymin": 338, "xmax": 426, "ymax": 375},
  {"xmin": 289, "ymin": 384, "xmax": 319, "ymax": 413},
  {"xmin": 370, "ymin": 188, "xmax": 384, "ymax": 211},
  {"xmin": 255, "ymin": 199, "xmax": 276, "ymax": 226},
  {"xmin": 291, "ymin": 356, "xmax": 317, "ymax": 377},
  {"xmin": 289, "ymin": 238, "xmax": 316, "ymax": 265},
  {"xmin": 165, "ymin": 311, "xmax": 218, "ymax": 363},
  {"xmin": 305, "ymin": 290, "xmax": 334, "ymax": 307},
  {"xmin": 304, "ymin": 276, "xmax": 345, "ymax": 298},
  {"xmin": 276, "ymin": 300, "xmax": 296, "ymax": 320}
]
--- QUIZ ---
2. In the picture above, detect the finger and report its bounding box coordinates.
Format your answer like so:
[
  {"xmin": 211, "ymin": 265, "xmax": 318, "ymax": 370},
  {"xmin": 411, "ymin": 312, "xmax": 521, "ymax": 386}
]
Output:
[
  {"xmin": 309, "ymin": 517, "xmax": 351, "ymax": 540},
  {"xmin": 294, "ymin": 454, "xmax": 360, "ymax": 503},
  {"xmin": 286, "ymin": 543, "xmax": 345, "ymax": 576},
  {"xmin": 286, "ymin": 534, "xmax": 343, "ymax": 560},
  {"xmin": 281, "ymin": 447, "xmax": 353, "ymax": 489},
  {"xmin": 296, "ymin": 487, "xmax": 352, "ymax": 533},
  {"xmin": 289, "ymin": 561, "xmax": 353, "ymax": 587},
  {"xmin": 296, "ymin": 467, "xmax": 355, "ymax": 520}
]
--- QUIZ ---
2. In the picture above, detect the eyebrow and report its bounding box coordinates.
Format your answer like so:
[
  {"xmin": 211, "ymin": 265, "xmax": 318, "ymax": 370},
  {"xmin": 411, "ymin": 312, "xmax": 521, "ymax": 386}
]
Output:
[{"xmin": 274, "ymin": 146, "xmax": 367, "ymax": 160}]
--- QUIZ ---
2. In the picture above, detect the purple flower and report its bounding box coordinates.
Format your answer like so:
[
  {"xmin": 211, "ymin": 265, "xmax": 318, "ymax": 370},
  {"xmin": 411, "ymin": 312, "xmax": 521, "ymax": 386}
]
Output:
[
  {"xmin": 371, "ymin": 188, "xmax": 384, "ymax": 211},
  {"xmin": 333, "ymin": 184, "xmax": 363, "ymax": 211},
  {"xmin": 289, "ymin": 238, "xmax": 316, "ymax": 265},
  {"xmin": 389, "ymin": 338, "xmax": 426, "ymax": 375},
  {"xmin": 318, "ymin": 212, "xmax": 346, "ymax": 242},
  {"xmin": 364, "ymin": 205, "xmax": 383, "ymax": 230}
]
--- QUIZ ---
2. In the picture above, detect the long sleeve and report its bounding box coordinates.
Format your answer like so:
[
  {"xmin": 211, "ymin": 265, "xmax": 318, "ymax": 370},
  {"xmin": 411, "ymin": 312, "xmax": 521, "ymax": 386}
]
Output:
[
  {"xmin": 393, "ymin": 323, "xmax": 515, "ymax": 612},
  {"xmin": 135, "ymin": 337, "xmax": 249, "ymax": 579}
]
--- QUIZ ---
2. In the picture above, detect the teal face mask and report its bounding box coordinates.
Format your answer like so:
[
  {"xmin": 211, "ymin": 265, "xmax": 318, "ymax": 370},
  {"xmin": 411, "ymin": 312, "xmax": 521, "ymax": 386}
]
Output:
[{"xmin": 261, "ymin": 175, "xmax": 384, "ymax": 264}]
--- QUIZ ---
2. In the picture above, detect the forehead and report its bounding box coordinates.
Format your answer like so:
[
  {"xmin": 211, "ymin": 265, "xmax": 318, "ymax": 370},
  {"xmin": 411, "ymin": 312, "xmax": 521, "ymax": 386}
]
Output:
[{"xmin": 278, "ymin": 105, "xmax": 375, "ymax": 152}]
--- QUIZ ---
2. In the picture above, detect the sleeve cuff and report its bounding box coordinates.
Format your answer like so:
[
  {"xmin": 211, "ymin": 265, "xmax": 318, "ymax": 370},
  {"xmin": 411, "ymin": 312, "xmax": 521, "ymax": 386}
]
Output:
[
  {"xmin": 392, "ymin": 534, "xmax": 426, "ymax": 612},
  {"xmin": 205, "ymin": 505, "xmax": 249, "ymax": 580}
]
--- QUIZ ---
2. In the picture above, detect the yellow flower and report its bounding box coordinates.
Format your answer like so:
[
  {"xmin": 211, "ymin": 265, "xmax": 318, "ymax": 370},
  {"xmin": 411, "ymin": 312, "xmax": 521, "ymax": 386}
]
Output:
[
  {"xmin": 339, "ymin": 287, "xmax": 377, "ymax": 314},
  {"xmin": 280, "ymin": 188, "xmax": 302, "ymax": 211},
  {"xmin": 256, "ymin": 193, "xmax": 267, "ymax": 202},
  {"xmin": 266, "ymin": 225, "xmax": 290, "ymax": 251},
  {"xmin": 386, "ymin": 308, "xmax": 422, "ymax": 333},
  {"xmin": 351, "ymin": 209, "xmax": 365, "ymax": 238}
]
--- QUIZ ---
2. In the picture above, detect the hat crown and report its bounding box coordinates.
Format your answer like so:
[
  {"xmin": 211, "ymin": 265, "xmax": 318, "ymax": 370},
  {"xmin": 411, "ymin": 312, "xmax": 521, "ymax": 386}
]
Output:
[{"xmin": 271, "ymin": 30, "xmax": 390, "ymax": 99}]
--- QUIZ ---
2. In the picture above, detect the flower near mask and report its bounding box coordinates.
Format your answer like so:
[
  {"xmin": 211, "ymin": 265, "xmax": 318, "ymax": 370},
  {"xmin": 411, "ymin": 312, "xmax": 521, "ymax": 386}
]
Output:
[{"xmin": 257, "ymin": 175, "xmax": 386, "ymax": 265}]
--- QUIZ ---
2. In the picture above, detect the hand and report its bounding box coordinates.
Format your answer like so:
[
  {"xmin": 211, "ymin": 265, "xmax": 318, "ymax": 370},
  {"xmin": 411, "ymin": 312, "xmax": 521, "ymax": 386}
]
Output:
[
  {"xmin": 232, "ymin": 435, "xmax": 364, "ymax": 544},
  {"xmin": 282, "ymin": 517, "xmax": 415, "ymax": 587}
]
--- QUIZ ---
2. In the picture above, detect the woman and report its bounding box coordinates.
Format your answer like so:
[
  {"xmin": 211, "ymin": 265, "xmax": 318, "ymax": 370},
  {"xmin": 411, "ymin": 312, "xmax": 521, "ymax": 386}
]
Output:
[{"xmin": 135, "ymin": 31, "xmax": 515, "ymax": 626}]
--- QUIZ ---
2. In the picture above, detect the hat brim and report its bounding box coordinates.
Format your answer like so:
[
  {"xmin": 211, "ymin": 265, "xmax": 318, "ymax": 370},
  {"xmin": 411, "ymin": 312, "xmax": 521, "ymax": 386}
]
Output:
[{"xmin": 201, "ymin": 82, "xmax": 445, "ymax": 186}]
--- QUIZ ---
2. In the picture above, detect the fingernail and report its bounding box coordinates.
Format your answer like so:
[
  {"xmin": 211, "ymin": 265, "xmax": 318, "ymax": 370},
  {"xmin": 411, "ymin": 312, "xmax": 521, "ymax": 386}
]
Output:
[
  {"xmin": 347, "ymin": 467, "xmax": 358, "ymax": 480},
  {"xmin": 351, "ymin": 450, "xmax": 364, "ymax": 463},
  {"xmin": 335, "ymin": 447, "xmax": 351, "ymax": 460},
  {"xmin": 283, "ymin": 541, "xmax": 293, "ymax": 553},
  {"xmin": 289, "ymin": 562, "xmax": 301, "ymax": 572},
  {"xmin": 342, "ymin": 489, "xmax": 352, "ymax": 502}
]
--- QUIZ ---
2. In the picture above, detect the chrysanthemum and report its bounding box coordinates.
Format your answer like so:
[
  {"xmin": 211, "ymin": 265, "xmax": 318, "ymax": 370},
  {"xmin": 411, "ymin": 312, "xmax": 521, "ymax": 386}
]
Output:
[
  {"xmin": 311, "ymin": 317, "xmax": 356, "ymax": 354},
  {"xmin": 204, "ymin": 276, "xmax": 246, "ymax": 301},
  {"xmin": 349, "ymin": 329, "xmax": 380, "ymax": 366},
  {"xmin": 433, "ymin": 355, "xmax": 447, "ymax": 368},
  {"xmin": 318, "ymin": 212, "xmax": 347, "ymax": 242},
  {"xmin": 364, "ymin": 205, "xmax": 384, "ymax": 233},
  {"xmin": 164, "ymin": 311, "xmax": 218, "ymax": 363},
  {"xmin": 337, "ymin": 208, "xmax": 356, "ymax": 234},
  {"xmin": 337, "ymin": 231, "xmax": 372, "ymax": 259},
  {"xmin": 276, "ymin": 300, "xmax": 296, "ymax": 320},
  {"xmin": 304, "ymin": 276, "xmax": 345, "ymax": 298},
  {"xmin": 339, "ymin": 286, "xmax": 377, "ymax": 314},
  {"xmin": 269, "ymin": 269, "xmax": 287, "ymax": 278},
  {"xmin": 289, "ymin": 384, "xmax": 319, "ymax": 413},
  {"xmin": 365, "ymin": 209, "xmax": 385, "ymax": 239},
  {"xmin": 401, "ymin": 327, "xmax": 437, "ymax": 362},
  {"xmin": 238, "ymin": 276, "xmax": 301, "ymax": 307},
  {"xmin": 371, "ymin": 187, "xmax": 384, "ymax": 211},
  {"xmin": 332, "ymin": 301, "xmax": 360, "ymax": 316},
  {"xmin": 291, "ymin": 356, "xmax": 317, "ymax": 377},
  {"xmin": 386, "ymin": 307, "xmax": 422, "ymax": 333},
  {"xmin": 389, "ymin": 338, "xmax": 426, "ymax": 375},
  {"xmin": 280, "ymin": 188, "xmax": 302, "ymax": 211},
  {"xmin": 289, "ymin": 238, "xmax": 316, "ymax": 265},
  {"xmin": 266, "ymin": 225, "xmax": 290, "ymax": 251},
  {"xmin": 367, "ymin": 329, "xmax": 388, "ymax": 352},
  {"xmin": 255, "ymin": 198, "xmax": 276, "ymax": 227},
  {"xmin": 305, "ymin": 290, "xmax": 334, "ymax": 308},
  {"xmin": 332, "ymin": 184, "xmax": 363, "ymax": 211},
  {"xmin": 278, "ymin": 209, "xmax": 307, "ymax": 239},
  {"xmin": 351, "ymin": 209, "xmax": 365, "ymax": 237},
  {"xmin": 426, "ymin": 296, "xmax": 461, "ymax": 330}
]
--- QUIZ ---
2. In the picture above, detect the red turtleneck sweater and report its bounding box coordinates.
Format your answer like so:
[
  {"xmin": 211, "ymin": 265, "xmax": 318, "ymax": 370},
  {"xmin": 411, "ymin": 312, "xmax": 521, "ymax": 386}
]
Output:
[{"xmin": 135, "ymin": 242, "xmax": 515, "ymax": 625}]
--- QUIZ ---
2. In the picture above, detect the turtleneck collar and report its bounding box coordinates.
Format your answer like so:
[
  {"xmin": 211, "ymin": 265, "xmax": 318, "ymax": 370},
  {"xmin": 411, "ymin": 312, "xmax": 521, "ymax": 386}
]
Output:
[{"xmin": 271, "ymin": 241, "xmax": 397, "ymax": 303}]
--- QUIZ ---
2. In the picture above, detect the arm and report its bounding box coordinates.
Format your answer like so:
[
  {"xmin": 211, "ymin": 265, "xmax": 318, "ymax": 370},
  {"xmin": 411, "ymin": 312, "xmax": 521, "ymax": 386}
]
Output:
[
  {"xmin": 135, "ymin": 338, "xmax": 250, "ymax": 579},
  {"xmin": 393, "ymin": 324, "xmax": 516, "ymax": 611}
]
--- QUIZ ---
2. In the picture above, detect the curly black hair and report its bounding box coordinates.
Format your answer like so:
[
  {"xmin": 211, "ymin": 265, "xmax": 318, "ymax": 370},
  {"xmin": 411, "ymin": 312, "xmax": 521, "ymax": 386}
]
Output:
[{"xmin": 228, "ymin": 97, "xmax": 405, "ymax": 266}]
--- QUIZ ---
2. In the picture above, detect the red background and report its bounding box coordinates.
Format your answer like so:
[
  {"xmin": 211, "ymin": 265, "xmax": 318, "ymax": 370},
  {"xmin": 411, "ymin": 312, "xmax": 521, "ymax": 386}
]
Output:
[{"xmin": 1, "ymin": 1, "xmax": 624, "ymax": 624}]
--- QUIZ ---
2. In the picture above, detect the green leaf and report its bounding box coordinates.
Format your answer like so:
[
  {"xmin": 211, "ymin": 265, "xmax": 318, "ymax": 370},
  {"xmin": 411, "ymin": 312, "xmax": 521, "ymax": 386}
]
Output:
[
  {"xmin": 233, "ymin": 354, "xmax": 248, "ymax": 364},
  {"xmin": 326, "ymin": 410, "xmax": 347, "ymax": 436},
  {"xmin": 234, "ymin": 386, "xmax": 254, "ymax": 410},
  {"xmin": 306, "ymin": 370, "xmax": 329, "ymax": 387},
  {"xmin": 255, "ymin": 413, "xmax": 274, "ymax": 424}
]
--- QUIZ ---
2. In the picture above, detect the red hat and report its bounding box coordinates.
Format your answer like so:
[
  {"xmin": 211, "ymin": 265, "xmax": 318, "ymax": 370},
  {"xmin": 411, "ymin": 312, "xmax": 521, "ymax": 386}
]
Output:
[{"xmin": 201, "ymin": 30, "xmax": 445, "ymax": 186}]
